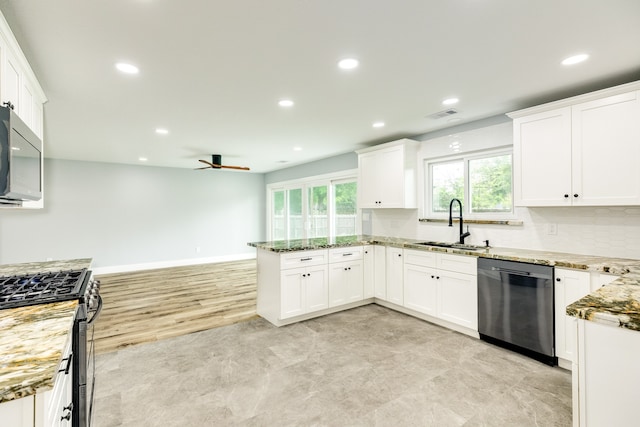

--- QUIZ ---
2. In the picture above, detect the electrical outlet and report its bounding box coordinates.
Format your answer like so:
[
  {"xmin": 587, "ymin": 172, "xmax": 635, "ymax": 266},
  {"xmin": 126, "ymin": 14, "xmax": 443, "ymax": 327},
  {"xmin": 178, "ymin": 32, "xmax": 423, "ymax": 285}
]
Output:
[
  {"xmin": 195, "ymin": 246, "xmax": 201, "ymax": 253},
  {"xmin": 547, "ymin": 223, "xmax": 557, "ymax": 235}
]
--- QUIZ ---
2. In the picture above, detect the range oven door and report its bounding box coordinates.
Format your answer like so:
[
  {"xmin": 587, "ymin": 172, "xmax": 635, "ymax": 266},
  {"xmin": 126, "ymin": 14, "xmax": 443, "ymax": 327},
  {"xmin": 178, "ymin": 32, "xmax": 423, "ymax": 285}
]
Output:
[{"xmin": 72, "ymin": 290, "xmax": 102, "ymax": 427}]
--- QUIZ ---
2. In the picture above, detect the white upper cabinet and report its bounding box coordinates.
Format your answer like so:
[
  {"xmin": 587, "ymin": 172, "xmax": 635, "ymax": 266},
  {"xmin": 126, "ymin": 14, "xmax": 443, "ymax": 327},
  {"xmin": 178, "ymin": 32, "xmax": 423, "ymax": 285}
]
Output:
[
  {"xmin": 357, "ymin": 139, "xmax": 419, "ymax": 209},
  {"xmin": 513, "ymin": 107, "xmax": 572, "ymax": 206},
  {"xmin": 0, "ymin": 10, "xmax": 47, "ymax": 209},
  {"xmin": 509, "ymin": 82, "xmax": 640, "ymax": 207},
  {"xmin": 0, "ymin": 12, "xmax": 46, "ymax": 138},
  {"xmin": 571, "ymin": 91, "xmax": 640, "ymax": 205}
]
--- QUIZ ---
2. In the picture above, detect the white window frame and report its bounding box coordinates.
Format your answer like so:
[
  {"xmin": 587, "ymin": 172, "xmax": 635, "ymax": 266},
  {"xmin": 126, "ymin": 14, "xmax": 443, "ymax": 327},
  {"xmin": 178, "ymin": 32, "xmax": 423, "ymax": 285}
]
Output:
[
  {"xmin": 266, "ymin": 170, "xmax": 359, "ymax": 241},
  {"xmin": 424, "ymin": 148, "xmax": 514, "ymax": 219}
]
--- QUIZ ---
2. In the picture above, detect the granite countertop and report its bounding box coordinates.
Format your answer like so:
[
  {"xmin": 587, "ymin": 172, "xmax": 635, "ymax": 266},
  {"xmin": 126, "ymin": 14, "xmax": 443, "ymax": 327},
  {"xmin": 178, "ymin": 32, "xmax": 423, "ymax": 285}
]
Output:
[
  {"xmin": 0, "ymin": 301, "xmax": 77, "ymax": 403},
  {"xmin": 0, "ymin": 258, "xmax": 93, "ymax": 276},
  {"xmin": 249, "ymin": 236, "xmax": 640, "ymax": 331},
  {"xmin": 0, "ymin": 258, "xmax": 92, "ymax": 404}
]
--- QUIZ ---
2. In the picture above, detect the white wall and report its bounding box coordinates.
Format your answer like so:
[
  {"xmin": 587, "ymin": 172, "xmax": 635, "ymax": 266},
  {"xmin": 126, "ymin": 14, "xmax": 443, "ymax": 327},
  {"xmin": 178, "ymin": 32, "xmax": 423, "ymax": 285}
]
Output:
[
  {"xmin": 0, "ymin": 159, "xmax": 265, "ymax": 270},
  {"xmin": 371, "ymin": 121, "xmax": 640, "ymax": 260}
]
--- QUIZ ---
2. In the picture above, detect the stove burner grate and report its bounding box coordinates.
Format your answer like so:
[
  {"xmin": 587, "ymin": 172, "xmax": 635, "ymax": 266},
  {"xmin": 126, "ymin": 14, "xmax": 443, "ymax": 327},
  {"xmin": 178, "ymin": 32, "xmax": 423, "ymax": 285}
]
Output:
[{"xmin": 0, "ymin": 269, "xmax": 89, "ymax": 309}]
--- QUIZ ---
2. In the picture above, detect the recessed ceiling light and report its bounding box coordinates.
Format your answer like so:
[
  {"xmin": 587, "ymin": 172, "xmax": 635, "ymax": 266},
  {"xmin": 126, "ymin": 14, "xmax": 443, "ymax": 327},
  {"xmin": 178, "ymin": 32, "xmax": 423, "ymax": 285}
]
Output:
[
  {"xmin": 372, "ymin": 122, "xmax": 385, "ymax": 128},
  {"xmin": 442, "ymin": 98, "xmax": 459, "ymax": 106},
  {"xmin": 138, "ymin": 157, "xmax": 148, "ymax": 162},
  {"xmin": 278, "ymin": 99, "xmax": 294, "ymax": 107},
  {"xmin": 115, "ymin": 62, "xmax": 139, "ymax": 74},
  {"xmin": 562, "ymin": 54, "xmax": 589, "ymax": 66},
  {"xmin": 293, "ymin": 146, "xmax": 302, "ymax": 151},
  {"xmin": 155, "ymin": 128, "xmax": 169, "ymax": 135},
  {"xmin": 338, "ymin": 58, "xmax": 359, "ymax": 70}
]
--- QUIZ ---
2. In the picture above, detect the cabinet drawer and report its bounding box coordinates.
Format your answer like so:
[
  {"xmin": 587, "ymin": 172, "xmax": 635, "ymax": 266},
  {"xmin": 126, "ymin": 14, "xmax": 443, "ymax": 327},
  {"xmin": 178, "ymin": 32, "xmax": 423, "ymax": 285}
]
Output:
[
  {"xmin": 437, "ymin": 254, "xmax": 477, "ymax": 275},
  {"xmin": 404, "ymin": 249, "xmax": 437, "ymax": 267},
  {"xmin": 329, "ymin": 246, "xmax": 363, "ymax": 262},
  {"xmin": 280, "ymin": 249, "xmax": 328, "ymax": 269}
]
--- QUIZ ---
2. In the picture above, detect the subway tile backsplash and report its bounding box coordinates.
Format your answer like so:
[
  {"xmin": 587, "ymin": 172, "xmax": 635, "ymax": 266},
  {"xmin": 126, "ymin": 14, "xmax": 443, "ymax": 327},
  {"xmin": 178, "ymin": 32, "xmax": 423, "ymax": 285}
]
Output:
[{"xmin": 370, "ymin": 206, "xmax": 640, "ymax": 260}]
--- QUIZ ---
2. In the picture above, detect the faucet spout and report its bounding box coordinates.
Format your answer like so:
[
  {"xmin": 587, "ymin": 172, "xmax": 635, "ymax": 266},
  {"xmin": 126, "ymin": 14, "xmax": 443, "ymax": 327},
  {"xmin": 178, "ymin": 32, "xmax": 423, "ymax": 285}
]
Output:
[{"xmin": 448, "ymin": 198, "xmax": 470, "ymax": 244}]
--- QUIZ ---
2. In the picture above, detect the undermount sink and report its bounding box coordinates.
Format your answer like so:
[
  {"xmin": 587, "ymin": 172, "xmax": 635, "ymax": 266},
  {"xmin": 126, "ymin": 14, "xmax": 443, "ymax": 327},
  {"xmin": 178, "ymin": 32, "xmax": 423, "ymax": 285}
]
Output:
[{"xmin": 415, "ymin": 241, "xmax": 485, "ymax": 251}]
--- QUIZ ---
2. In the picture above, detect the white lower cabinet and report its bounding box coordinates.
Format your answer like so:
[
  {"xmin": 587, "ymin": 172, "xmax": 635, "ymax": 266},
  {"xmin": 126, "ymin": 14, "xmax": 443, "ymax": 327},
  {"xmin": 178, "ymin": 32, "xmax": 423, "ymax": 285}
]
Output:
[
  {"xmin": 386, "ymin": 247, "xmax": 404, "ymax": 305},
  {"xmin": 328, "ymin": 246, "xmax": 364, "ymax": 307},
  {"xmin": 403, "ymin": 249, "xmax": 478, "ymax": 331},
  {"xmin": 256, "ymin": 248, "xmax": 330, "ymax": 325},
  {"xmin": 362, "ymin": 246, "xmax": 375, "ymax": 299},
  {"xmin": 281, "ymin": 264, "xmax": 329, "ymax": 318},
  {"xmin": 37, "ymin": 333, "xmax": 73, "ymax": 427},
  {"xmin": 0, "ymin": 396, "xmax": 34, "ymax": 427},
  {"xmin": 438, "ymin": 269, "xmax": 478, "ymax": 330},
  {"xmin": 555, "ymin": 269, "xmax": 620, "ymax": 369},
  {"xmin": 373, "ymin": 246, "xmax": 387, "ymax": 300},
  {"xmin": 574, "ymin": 320, "xmax": 640, "ymax": 426},
  {"xmin": 554, "ymin": 268, "xmax": 590, "ymax": 364},
  {"xmin": 404, "ymin": 263, "xmax": 437, "ymax": 316}
]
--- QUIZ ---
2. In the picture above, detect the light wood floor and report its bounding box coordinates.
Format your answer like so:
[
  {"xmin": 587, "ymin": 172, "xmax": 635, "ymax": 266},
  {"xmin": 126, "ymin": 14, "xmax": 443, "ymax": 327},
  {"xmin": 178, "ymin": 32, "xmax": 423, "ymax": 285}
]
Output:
[{"xmin": 93, "ymin": 259, "xmax": 257, "ymax": 354}]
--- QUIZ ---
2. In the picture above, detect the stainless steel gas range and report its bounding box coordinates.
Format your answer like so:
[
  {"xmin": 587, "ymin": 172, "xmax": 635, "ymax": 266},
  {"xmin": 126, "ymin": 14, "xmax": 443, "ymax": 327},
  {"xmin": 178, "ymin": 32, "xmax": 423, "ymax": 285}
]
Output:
[{"xmin": 0, "ymin": 269, "xmax": 102, "ymax": 427}]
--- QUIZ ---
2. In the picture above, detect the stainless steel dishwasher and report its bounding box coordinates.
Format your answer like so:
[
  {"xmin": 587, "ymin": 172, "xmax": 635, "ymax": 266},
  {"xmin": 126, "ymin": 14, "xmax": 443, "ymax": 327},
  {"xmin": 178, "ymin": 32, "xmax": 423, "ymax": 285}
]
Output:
[{"xmin": 477, "ymin": 258, "xmax": 556, "ymax": 365}]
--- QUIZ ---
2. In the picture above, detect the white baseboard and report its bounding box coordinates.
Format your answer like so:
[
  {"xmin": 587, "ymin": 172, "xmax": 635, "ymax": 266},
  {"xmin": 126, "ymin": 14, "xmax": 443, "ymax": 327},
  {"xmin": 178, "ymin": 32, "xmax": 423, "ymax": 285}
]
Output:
[{"xmin": 92, "ymin": 253, "xmax": 256, "ymax": 276}]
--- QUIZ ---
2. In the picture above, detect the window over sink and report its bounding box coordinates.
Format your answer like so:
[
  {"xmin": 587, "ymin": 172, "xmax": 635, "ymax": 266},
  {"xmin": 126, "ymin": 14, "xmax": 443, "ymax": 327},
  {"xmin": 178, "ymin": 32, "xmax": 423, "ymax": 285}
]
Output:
[{"xmin": 426, "ymin": 149, "xmax": 513, "ymax": 217}]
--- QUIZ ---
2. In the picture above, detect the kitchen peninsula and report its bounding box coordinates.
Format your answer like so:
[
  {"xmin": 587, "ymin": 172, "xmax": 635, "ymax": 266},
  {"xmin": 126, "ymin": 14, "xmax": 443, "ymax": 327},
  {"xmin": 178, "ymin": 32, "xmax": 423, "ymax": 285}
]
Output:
[{"xmin": 249, "ymin": 235, "xmax": 640, "ymax": 426}]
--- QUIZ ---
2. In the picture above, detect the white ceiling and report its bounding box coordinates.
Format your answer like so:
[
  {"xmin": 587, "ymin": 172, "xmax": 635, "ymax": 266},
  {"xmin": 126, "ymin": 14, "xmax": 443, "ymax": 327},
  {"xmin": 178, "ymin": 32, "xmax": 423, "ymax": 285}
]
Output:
[{"xmin": 1, "ymin": 0, "xmax": 639, "ymax": 173}]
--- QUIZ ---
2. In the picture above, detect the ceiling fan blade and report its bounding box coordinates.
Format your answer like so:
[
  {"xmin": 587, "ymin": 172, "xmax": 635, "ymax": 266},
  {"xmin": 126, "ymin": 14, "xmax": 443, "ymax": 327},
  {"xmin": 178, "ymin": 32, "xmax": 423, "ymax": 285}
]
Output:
[
  {"xmin": 198, "ymin": 159, "xmax": 221, "ymax": 168},
  {"xmin": 198, "ymin": 158, "xmax": 249, "ymax": 171},
  {"xmin": 219, "ymin": 164, "xmax": 251, "ymax": 171}
]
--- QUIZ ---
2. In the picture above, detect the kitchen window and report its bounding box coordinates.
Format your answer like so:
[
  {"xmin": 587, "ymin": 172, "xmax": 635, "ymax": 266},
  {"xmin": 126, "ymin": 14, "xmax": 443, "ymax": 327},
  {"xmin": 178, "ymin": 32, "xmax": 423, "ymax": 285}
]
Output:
[
  {"xmin": 426, "ymin": 150, "xmax": 513, "ymax": 216},
  {"xmin": 267, "ymin": 171, "xmax": 358, "ymax": 240}
]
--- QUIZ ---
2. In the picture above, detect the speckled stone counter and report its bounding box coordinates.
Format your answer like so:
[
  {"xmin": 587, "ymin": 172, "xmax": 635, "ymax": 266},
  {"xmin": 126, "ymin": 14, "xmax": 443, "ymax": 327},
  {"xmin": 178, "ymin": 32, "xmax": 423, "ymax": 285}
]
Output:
[
  {"xmin": 0, "ymin": 258, "xmax": 92, "ymax": 276},
  {"xmin": 0, "ymin": 258, "xmax": 92, "ymax": 403},
  {"xmin": 249, "ymin": 236, "xmax": 640, "ymax": 331},
  {"xmin": 0, "ymin": 301, "xmax": 77, "ymax": 403}
]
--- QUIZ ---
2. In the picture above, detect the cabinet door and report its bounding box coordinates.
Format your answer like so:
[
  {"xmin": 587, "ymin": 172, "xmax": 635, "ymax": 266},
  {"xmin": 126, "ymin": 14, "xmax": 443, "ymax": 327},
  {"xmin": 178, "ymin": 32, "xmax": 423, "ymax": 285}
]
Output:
[
  {"xmin": 378, "ymin": 145, "xmax": 405, "ymax": 208},
  {"xmin": 555, "ymin": 268, "xmax": 590, "ymax": 362},
  {"xmin": 513, "ymin": 107, "xmax": 572, "ymax": 206},
  {"xmin": 329, "ymin": 262, "xmax": 348, "ymax": 307},
  {"xmin": 304, "ymin": 264, "xmax": 329, "ymax": 312},
  {"xmin": 358, "ymin": 151, "xmax": 380, "ymax": 208},
  {"xmin": 345, "ymin": 260, "xmax": 364, "ymax": 303},
  {"xmin": 0, "ymin": 396, "xmax": 34, "ymax": 427},
  {"xmin": 403, "ymin": 263, "xmax": 437, "ymax": 316},
  {"xmin": 386, "ymin": 247, "xmax": 404, "ymax": 305},
  {"xmin": 280, "ymin": 267, "xmax": 305, "ymax": 319},
  {"xmin": 363, "ymin": 246, "xmax": 375, "ymax": 299},
  {"xmin": 572, "ymin": 91, "xmax": 640, "ymax": 206},
  {"xmin": 438, "ymin": 270, "xmax": 478, "ymax": 330},
  {"xmin": 374, "ymin": 246, "xmax": 387, "ymax": 300},
  {"xmin": 1, "ymin": 49, "xmax": 21, "ymax": 112}
]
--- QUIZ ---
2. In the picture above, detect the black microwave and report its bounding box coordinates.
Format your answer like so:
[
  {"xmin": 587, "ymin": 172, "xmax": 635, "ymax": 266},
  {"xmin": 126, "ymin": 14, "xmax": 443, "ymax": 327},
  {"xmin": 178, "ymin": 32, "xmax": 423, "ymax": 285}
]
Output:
[{"xmin": 0, "ymin": 105, "xmax": 42, "ymax": 204}]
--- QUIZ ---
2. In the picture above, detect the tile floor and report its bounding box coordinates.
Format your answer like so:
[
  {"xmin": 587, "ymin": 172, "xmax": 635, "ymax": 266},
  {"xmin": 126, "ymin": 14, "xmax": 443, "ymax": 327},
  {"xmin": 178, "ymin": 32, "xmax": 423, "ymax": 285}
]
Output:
[{"xmin": 92, "ymin": 305, "xmax": 572, "ymax": 426}]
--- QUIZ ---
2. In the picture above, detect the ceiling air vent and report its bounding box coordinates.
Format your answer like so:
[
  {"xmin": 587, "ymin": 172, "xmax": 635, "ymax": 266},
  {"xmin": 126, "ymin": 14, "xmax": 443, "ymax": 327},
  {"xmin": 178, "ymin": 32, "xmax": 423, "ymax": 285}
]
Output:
[{"xmin": 426, "ymin": 108, "xmax": 458, "ymax": 120}]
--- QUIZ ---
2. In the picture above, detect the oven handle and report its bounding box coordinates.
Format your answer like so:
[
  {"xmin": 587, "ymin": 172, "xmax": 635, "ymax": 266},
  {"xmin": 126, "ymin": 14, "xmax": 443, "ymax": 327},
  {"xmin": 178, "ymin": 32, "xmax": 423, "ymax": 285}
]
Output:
[
  {"xmin": 87, "ymin": 294, "xmax": 103, "ymax": 325},
  {"xmin": 59, "ymin": 353, "xmax": 73, "ymax": 375}
]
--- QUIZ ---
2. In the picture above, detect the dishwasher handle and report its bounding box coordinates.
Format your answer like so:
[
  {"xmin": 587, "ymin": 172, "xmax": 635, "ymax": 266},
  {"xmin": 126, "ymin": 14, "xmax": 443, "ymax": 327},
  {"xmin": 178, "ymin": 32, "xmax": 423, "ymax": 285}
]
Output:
[
  {"xmin": 491, "ymin": 267, "xmax": 530, "ymax": 276},
  {"xmin": 484, "ymin": 266, "xmax": 552, "ymax": 280}
]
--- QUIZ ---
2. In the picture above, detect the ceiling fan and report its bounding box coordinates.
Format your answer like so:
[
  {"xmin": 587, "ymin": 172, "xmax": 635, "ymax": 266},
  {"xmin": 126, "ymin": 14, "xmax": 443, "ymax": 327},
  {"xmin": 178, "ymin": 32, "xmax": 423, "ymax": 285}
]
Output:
[{"xmin": 196, "ymin": 154, "xmax": 250, "ymax": 171}]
